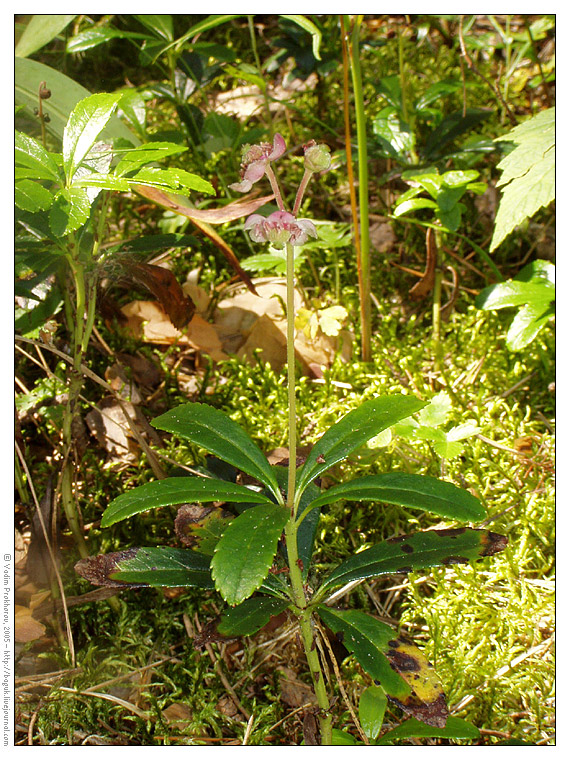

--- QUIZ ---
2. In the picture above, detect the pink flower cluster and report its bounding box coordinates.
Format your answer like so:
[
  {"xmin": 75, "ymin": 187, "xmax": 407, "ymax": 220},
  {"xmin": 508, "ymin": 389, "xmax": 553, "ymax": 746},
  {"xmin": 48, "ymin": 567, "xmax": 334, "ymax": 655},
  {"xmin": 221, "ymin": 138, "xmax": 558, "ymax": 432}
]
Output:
[
  {"xmin": 244, "ymin": 211, "xmax": 317, "ymax": 249},
  {"xmin": 229, "ymin": 134, "xmax": 286, "ymax": 193}
]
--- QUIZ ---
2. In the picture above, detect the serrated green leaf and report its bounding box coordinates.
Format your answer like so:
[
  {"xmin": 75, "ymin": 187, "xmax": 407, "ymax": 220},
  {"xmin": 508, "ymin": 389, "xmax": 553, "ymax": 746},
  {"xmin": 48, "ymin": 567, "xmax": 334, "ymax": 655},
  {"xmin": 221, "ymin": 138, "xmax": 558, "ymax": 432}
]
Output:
[
  {"xmin": 317, "ymin": 607, "xmax": 410, "ymax": 698},
  {"xmin": 377, "ymin": 716, "xmax": 480, "ymax": 744},
  {"xmin": 359, "ymin": 686, "xmax": 388, "ymax": 740},
  {"xmin": 15, "ymin": 132, "xmax": 61, "ymax": 182},
  {"xmin": 318, "ymin": 528, "xmax": 508, "ymax": 596},
  {"xmin": 506, "ymin": 301, "xmax": 555, "ymax": 350},
  {"xmin": 295, "ymin": 396, "xmax": 427, "ymax": 504},
  {"xmin": 101, "ymin": 477, "xmax": 273, "ymax": 528},
  {"xmin": 307, "ymin": 473, "xmax": 485, "ymax": 522},
  {"xmin": 113, "ymin": 142, "xmax": 188, "ymax": 177},
  {"xmin": 490, "ymin": 108, "xmax": 555, "ymax": 251},
  {"xmin": 63, "ymin": 92, "xmax": 124, "ymax": 182},
  {"xmin": 15, "ymin": 180, "xmax": 54, "ymax": 213},
  {"xmin": 73, "ymin": 174, "xmax": 130, "ymax": 192},
  {"xmin": 217, "ymin": 597, "xmax": 290, "ymax": 637},
  {"xmin": 16, "ymin": 15, "xmax": 76, "ymax": 58},
  {"xmin": 75, "ymin": 547, "xmax": 214, "ymax": 588},
  {"xmin": 49, "ymin": 187, "xmax": 91, "ymax": 236},
  {"xmin": 152, "ymin": 403, "xmax": 281, "ymax": 500},
  {"xmin": 211, "ymin": 504, "xmax": 289, "ymax": 606}
]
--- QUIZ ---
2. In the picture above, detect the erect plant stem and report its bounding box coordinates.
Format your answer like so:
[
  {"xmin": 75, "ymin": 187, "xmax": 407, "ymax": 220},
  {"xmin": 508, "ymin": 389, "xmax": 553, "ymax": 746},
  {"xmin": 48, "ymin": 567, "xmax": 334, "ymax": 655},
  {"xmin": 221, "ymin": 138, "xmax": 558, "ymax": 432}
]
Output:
[{"xmin": 283, "ymin": 241, "xmax": 332, "ymax": 744}]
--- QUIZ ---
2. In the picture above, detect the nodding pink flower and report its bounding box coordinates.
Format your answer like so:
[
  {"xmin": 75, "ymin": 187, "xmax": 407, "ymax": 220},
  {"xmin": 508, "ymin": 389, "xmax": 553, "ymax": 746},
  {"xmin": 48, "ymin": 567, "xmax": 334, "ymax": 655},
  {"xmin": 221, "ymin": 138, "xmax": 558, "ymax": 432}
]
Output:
[
  {"xmin": 229, "ymin": 134, "xmax": 287, "ymax": 193},
  {"xmin": 244, "ymin": 211, "xmax": 318, "ymax": 249}
]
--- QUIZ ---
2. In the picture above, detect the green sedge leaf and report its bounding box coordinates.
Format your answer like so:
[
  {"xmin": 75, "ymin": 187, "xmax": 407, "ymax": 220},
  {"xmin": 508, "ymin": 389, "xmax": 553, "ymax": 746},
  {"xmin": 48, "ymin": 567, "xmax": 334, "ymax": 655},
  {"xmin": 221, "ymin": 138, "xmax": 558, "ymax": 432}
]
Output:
[
  {"xmin": 101, "ymin": 476, "xmax": 273, "ymax": 528},
  {"xmin": 152, "ymin": 403, "xmax": 281, "ymax": 500},
  {"xmin": 307, "ymin": 473, "xmax": 485, "ymax": 522},
  {"xmin": 217, "ymin": 597, "xmax": 290, "ymax": 637},
  {"xmin": 211, "ymin": 504, "xmax": 289, "ymax": 606},
  {"xmin": 75, "ymin": 547, "xmax": 214, "ymax": 589},
  {"xmin": 318, "ymin": 528, "xmax": 508, "ymax": 596},
  {"xmin": 295, "ymin": 395, "xmax": 426, "ymax": 503}
]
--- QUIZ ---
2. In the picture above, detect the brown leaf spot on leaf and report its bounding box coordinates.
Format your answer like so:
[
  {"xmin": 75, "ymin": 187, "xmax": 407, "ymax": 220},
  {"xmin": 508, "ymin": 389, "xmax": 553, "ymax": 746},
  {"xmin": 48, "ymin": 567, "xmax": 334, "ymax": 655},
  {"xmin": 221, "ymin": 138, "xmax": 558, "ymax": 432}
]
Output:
[
  {"xmin": 400, "ymin": 543, "xmax": 414, "ymax": 554},
  {"xmin": 74, "ymin": 549, "xmax": 144, "ymax": 588},
  {"xmin": 480, "ymin": 531, "xmax": 509, "ymax": 556},
  {"xmin": 388, "ymin": 692, "xmax": 449, "ymax": 729},
  {"xmin": 433, "ymin": 527, "xmax": 467, "ymax": 539}
]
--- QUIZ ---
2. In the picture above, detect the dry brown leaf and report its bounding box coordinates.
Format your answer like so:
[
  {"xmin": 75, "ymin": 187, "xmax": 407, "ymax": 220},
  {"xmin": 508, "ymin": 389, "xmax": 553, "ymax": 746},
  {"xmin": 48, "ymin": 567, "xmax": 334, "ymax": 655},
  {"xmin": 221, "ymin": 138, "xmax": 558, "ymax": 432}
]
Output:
[
  {"xmin": 278, "ymin": 668, "xmax": 318, "ymax": 708},
  {"xmin": 120, "ymin": 302, "xmax": 227, "ymax": 362},
  {"xmin": 162, "ymin": 702, "xmax": 193, "ymax": 730},
  {"xmin": 15, "ymin": 591, "xmax": 51, "ymax": 643}
]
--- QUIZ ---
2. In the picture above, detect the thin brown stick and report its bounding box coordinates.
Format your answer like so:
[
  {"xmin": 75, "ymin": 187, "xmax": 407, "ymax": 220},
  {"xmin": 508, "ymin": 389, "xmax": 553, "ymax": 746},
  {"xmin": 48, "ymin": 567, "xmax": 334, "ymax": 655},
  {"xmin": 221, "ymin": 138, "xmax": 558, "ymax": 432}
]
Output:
[{"xmin": 314, "ymin": 619, "xmax": 369, "ymax": 745}]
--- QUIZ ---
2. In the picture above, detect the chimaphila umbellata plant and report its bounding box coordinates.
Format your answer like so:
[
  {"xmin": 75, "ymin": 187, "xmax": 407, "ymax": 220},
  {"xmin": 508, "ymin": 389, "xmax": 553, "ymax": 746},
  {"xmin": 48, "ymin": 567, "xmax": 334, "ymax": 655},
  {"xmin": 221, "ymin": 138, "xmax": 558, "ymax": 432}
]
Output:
[{"xmin": 77, "ymin": 133, "xmax": 508, "ymax": 746}]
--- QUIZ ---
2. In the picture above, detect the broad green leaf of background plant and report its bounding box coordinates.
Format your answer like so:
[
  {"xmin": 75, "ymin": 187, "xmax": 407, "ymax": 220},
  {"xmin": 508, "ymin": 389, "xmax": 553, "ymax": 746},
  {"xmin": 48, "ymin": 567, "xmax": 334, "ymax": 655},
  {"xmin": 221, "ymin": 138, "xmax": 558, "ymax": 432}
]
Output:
[
  {"xmin": 63, "ymin": 92, "xmax": 124, "ymax": 182},
  {"xmin": 490, "ymin": 107, "xmax": 555, "ymax": 251},
  {"xmin": 66, "ymin": 27, "xmax": 150, "ymax": 54},
  {"xmin": 217, "ymin": 596, "xmax": 290, "ymax": 637},
  {"xmin": 317, "ymin": 528, "xmax": 508, "ymax": 597},
  {"xmin": 307, "ymin": 473, "xmax": 485, "ymax": 522},
  {"xmin": 133, "ymin": 14, "xmax": 173, "ymax": 41},
  {"xmin": 372, "ymin": 107, "xmax": 416, "ymax": 160},
  {"xmin": 100, "ymin": 477, "xmax": 274, "ymax": 528},
  {"xmin": 16, "ymin": 15, "xmax": 76, "ymax": 58},
  {"xmin": 211, "ymin": 503, "xmax": 289, "ymax": 605},
  {"xmin": 75, "ymin": 547, "xmax": 215, "ymax": 588},
  {"xmin": 295, "ymin": 395, "xmax": 426, "ymax": 503},
  {"xmin": 280, "ymin": 15, "xmax": 322, "ymax": 60},
  {"xmin": 359, "ymin": 686, "xmax": 387, "ymax": 740},
  {"xmin": 15, "ymin": 58, "xmax": 139, "ymax": 146},
  {"xmin": 476, "ymin": 259, "xmax": 554, "ymax": 349},
  {"xmin": 152, "ymin": 403, "xmax": 281, "ymax": 500}
]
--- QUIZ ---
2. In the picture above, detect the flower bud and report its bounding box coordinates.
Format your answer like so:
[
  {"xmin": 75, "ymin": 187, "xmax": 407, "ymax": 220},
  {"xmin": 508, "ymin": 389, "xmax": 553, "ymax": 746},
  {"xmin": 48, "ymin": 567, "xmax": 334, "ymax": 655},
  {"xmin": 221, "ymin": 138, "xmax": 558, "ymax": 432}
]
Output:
[{"xmin": 303, "ymin": 140, "xmax": 331, "ymax": 173}]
